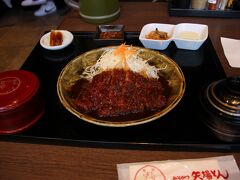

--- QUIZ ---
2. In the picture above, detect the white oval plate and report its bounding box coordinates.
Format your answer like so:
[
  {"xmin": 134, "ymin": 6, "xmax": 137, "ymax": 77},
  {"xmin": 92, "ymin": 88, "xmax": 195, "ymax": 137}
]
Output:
[{"xmin": 40, "ymin": 30, "xmax": 73, "ymax": 50}]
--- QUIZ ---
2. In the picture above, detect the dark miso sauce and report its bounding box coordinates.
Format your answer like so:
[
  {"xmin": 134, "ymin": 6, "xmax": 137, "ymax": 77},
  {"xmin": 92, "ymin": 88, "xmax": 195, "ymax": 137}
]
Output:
[{"xmin": 69, "ymin": 71, "xmax": 171, "ymax": 122}]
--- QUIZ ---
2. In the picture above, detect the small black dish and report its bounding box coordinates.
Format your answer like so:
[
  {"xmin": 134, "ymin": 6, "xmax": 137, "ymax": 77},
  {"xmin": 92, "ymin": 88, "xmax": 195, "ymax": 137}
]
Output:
[
  {"xmin": 41, "ymin": 44, "xmax": 75, "ymax": 62},
  {"xmin": 94, "ymin": 25, "xmax": 124, "ymax": 47},
  {"xmin": 200, "ymin": 77, "xmax": 240, "ymax": 142}
]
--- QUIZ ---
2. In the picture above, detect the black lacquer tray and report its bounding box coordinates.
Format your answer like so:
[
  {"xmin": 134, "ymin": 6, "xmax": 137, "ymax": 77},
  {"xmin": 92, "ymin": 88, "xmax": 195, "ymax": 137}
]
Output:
[{"xmin": 1, "ymin": 32, "xmax": 239, "ymax": 151}]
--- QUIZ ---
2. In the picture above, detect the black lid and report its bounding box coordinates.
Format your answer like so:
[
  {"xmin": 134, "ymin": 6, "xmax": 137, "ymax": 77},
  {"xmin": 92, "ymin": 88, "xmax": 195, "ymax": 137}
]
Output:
[{"xmin": 206, "ymin": 77, "xmax": 240, "ymax": 118}]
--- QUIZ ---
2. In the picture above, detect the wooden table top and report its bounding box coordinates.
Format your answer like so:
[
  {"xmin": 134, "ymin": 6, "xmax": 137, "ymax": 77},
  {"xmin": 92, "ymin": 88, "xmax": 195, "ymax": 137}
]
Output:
[{"xmin": 1, "ymin": 2, "xmax": 240, "ymax": 180}]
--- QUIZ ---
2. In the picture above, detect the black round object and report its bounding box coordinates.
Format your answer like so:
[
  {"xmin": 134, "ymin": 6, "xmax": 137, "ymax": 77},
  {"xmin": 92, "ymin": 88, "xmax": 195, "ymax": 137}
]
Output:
[{"xmin": 200, "ymin": 77, "xmax": 240, "ymax": 142}]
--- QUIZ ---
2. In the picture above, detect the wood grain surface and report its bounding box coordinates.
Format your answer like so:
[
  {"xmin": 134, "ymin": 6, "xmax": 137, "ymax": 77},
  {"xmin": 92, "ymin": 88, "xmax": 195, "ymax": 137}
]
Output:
[
  {"xmin": 0, "ymin": 141, "xmax": 240, "ymax": 180},
  {"xmin": 1, "ymin": 2, "xmax": 240, "ymax": 180}
]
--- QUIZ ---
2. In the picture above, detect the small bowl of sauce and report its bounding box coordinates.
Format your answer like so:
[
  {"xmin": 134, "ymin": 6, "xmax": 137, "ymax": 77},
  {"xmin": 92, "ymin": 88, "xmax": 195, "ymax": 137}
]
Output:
[
  {"xmin": 173, "ymin": 23, "xmax": 208, "ymax": 50},
  {"xmin": 99, "ymin": 31, "xmax": 123, "ymax": 39},
  {"xmin": 94, "ymin": 25, "xmax": 124, "ymax": 46},
  {"xmin": 40, "ymin": 30, "xmax": 73, "ymax": 50}
]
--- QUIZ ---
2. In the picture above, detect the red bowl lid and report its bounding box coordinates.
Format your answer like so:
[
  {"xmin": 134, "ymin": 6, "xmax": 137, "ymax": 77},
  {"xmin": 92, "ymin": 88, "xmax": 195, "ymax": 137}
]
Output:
[{"xmin": 0, "ymin": 70, "xmax": 40, "ymax": 112}]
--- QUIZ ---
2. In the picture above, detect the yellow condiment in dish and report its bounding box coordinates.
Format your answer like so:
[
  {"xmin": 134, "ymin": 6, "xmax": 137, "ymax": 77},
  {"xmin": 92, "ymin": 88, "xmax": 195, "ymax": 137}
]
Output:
[{"xmin": 177, "ymin": 31, "xmax": 201, "ymax": 40}]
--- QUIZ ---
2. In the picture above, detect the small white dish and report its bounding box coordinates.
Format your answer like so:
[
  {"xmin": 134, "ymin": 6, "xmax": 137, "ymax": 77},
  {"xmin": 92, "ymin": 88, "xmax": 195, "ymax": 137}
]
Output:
[
  {"xmin": 139, "ymin": 23, "xmax": 174, "ymax": 50},
  {"xmin": 139, "ymin": 23, "xmax": 208, "ymax": 51},
  {"xmin": 173, "ymin": 23, "xmax": 208, "ymax": 50},
  {"xmin": 40, "ymin": 30, "xmax": 73, "ymax": 50}
]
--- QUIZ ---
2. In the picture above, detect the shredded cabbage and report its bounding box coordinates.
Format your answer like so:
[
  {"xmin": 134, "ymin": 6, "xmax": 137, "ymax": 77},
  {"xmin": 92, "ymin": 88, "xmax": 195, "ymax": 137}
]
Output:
[{"xmin": 80, "ymin": 44, "xmax": 161, "ymax": 81}]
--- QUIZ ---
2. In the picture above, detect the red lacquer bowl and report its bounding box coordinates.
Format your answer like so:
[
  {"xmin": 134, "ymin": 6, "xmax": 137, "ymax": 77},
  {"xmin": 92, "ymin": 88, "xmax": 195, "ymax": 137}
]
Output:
[{"xmin": 0, "ymin": 70, "xmax": 44, "ymax": 134}]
